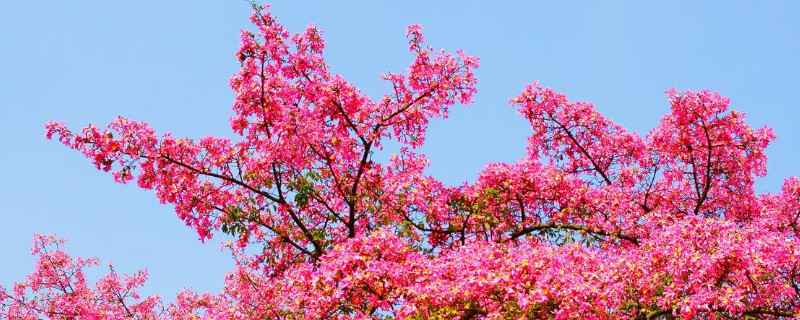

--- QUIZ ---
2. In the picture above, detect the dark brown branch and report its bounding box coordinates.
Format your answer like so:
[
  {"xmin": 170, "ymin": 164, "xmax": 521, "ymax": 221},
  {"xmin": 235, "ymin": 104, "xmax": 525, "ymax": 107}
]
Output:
[
  {"xmin": 212, "ymin": 205, "xmax": 315, "ymax": 258},
  {"xmin": 550, "ymin": 117, "xmax": 614, "ymax": 186},
  {"xmin": 159, "ymin": 155, "xmax": 281, "ymax": 203},
  {"xmin": 510, "ymin": 222, "xmax": 639, "ymax": 245},
  {"xmin": 159, "ymin": 154, "xmax": 323, "ymax": 257},
  {"xmin": 347, "ymin": 141, "xmax": 372, "ymax": 238},
  {"xmin": 378, "ymin": 90, "xmax": 433, "ymax": 126},
  {"xmin": 330, "ymin": 96, "xmax": 368, "ymax": 146},
  {"xmin": 644, "ymin": 309, "xmax": 672, "ymax": 320},
  {"xmin": 694, "ymin": 120, "xmax": 714, "ymax": 215},
  {"xmin": 269, "ymin": 163, "xmax": 323, "ymax": 256}
]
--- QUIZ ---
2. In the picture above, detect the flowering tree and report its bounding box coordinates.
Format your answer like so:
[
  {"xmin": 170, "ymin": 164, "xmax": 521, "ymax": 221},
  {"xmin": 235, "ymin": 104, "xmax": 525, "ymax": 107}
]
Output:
[{"xmin": 3, "ymin": 4, "xmax": 800, "ymax": 319}]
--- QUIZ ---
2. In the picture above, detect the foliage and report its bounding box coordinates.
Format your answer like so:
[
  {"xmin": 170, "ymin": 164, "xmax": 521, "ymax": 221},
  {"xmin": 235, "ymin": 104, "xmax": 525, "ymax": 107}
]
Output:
[{"xmin": 4, "ymin": 4, "xmax": 800, "ymax": 319}]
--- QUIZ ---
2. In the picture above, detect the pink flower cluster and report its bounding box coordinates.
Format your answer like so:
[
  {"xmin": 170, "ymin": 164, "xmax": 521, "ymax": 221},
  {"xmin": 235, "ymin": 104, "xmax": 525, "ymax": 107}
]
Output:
[
  {"xmin": 5, "ymin": 4, "xmax": 799, "ymax": 319},
  {"xmin": 0, "ymin": 235, "xmax": 160, "ymax": 319}
]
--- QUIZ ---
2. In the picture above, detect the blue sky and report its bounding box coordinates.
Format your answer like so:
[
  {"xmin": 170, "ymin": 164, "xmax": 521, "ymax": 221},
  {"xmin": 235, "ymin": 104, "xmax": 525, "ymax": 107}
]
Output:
[{"xmin": 1, "ymin": 1, "xmax": 798, "ymax": 299}]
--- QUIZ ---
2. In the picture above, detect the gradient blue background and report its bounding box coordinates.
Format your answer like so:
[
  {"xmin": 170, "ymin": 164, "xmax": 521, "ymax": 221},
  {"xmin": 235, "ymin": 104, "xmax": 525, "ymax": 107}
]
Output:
[{"xmin": 2, "ymin": 1, "xmax": 798, "ymax": 299}]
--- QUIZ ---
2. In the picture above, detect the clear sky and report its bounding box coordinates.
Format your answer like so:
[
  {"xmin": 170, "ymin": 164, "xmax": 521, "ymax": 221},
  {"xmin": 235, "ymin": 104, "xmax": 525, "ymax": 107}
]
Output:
[{"xmin": 1, "ymin": 1, "xmax": 798, "ymax": 299}]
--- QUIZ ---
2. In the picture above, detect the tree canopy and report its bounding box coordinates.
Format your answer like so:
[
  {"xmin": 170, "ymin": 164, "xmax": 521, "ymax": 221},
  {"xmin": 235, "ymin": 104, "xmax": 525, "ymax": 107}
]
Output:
[{"xmin": 3, "ymin": 5, "xmax": 800, "ymax": 320}]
